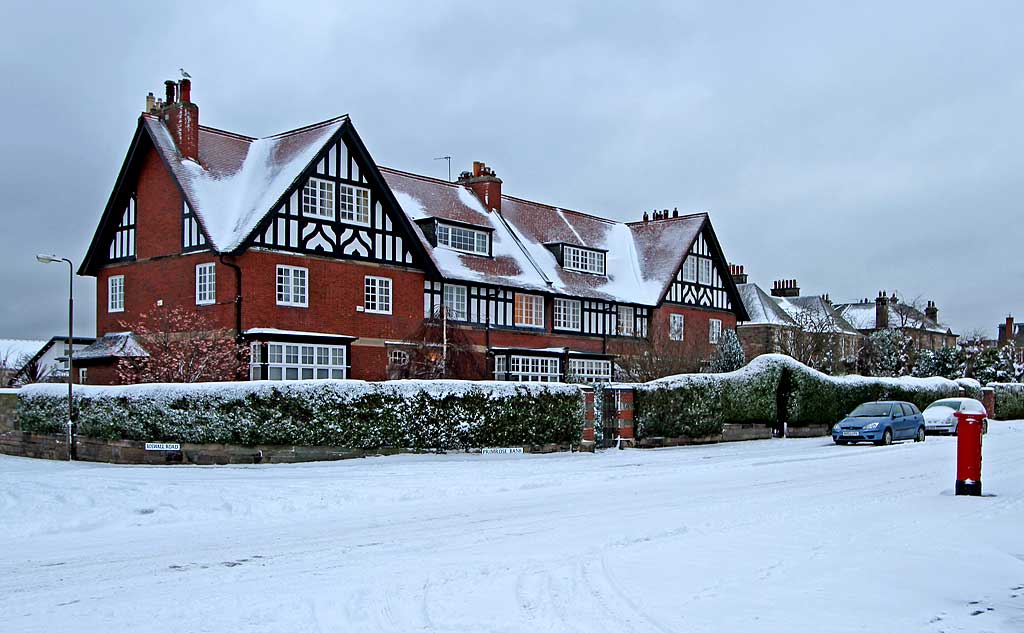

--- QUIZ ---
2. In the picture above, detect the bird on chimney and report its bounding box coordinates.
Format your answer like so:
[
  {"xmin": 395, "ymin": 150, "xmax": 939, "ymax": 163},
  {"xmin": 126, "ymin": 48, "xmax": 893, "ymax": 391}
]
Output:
[{"xmin": 179, "ymin": 68, "xmax": 192, "ymax": 79}]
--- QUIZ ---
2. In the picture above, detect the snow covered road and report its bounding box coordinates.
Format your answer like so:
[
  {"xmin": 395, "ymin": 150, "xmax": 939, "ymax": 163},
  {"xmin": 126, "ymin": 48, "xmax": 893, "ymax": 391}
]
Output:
[{"xmin": 2, "ymin": 424, "xmax": 1024, "ymax": 632}]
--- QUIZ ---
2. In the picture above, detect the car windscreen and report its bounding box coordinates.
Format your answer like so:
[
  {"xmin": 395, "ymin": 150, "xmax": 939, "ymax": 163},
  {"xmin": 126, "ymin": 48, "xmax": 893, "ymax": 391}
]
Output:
[
  {"xmin": 850, "ymin": 403, "xmax": 892, "ymax": 417},
  {"xmin": 926, "ymin": 400, "xmax": 961, "ymax": 411}
]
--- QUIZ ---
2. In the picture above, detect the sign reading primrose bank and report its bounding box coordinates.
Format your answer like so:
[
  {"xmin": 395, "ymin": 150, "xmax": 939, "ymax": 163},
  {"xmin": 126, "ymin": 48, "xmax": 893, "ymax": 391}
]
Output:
[
  {"xmin": 144, "ymin": 442, "xmax": 181, "ymax": 451},
  {"xmin": 481, "ymin": 447, "xmax": 524, "ymax": 455}
]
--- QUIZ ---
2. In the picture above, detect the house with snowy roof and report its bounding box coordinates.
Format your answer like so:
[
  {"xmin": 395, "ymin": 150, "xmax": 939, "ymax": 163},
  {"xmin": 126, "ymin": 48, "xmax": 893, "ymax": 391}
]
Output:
[
  {"xmin": 996, "ymin": 315, "xmax": 1023, "ymax": 363},
  {"xmin": 77, "ymin": 77, "xmax": 748, "ymax": 384},
  {"xmin": 730, "ymin": 270, "xmax": 861, "ymax": 372},
  {"xmin": 0, "ymin": 336, "xmax": 95, "ymax": 386},
  {"xmin": 835, "ymin": 292, "xmax": 957, "ymax": 351}
]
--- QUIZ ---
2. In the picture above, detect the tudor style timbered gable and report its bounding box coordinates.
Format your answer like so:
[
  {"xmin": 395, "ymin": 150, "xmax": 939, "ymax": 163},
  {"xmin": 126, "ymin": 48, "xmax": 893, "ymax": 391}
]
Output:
[
  {"xmin": 182, "ymin": 200, "xmax": 207, "ymax": 251},
  {"xmin": 249, "ymin": 129, "xmax": 418, "ymax": 268},
  {"xmin": 664, "ymin": 227, "xmax": 734, "ymax": 312}
]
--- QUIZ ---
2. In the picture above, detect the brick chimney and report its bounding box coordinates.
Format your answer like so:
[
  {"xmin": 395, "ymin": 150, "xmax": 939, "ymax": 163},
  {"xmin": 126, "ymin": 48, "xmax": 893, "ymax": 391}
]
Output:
[
  {"xmin": 770, "ymin": 279, "xmax": 800, "ymax": 298},
  {"xmin": 924, "ymin": 300, "xmax": 939, "ymax": 323},
  {"xmin": 875, "ymin": 291, "xmax": 889, "ymax": 329},
  {"xmin": 153, "ymin": 78, "xmax": 200, "ymax": 162},
  {"xmin": 457, "ymin": 161, "xmax": 502, "ymax": 212},
  {"xmin": 729, "ymin": 264, "xmax": 748, "ymax": 285},
  {"xmin": 999, "ymin": 314, "xmax": 1014, "ymax": 344}
]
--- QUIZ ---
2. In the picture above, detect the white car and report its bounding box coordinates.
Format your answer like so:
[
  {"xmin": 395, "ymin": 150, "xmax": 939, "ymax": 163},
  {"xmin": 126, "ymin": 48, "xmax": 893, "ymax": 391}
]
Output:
[{"xmin": 923, "ymin": 397, "xmax": 989, "ymax": 435}]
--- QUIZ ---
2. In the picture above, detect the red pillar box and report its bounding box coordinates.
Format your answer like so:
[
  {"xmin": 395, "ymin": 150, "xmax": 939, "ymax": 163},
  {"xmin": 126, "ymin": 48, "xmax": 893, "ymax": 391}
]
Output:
[{"xmin": 955, "ymin": 411, "xmax": 985, "ymax": 496}]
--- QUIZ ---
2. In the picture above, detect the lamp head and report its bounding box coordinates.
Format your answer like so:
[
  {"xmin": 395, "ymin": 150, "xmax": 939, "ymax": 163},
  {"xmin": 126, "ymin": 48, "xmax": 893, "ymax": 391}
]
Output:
[{"xmin": 36, "ymin": 254, "xmax": 61, "ymax": 264}]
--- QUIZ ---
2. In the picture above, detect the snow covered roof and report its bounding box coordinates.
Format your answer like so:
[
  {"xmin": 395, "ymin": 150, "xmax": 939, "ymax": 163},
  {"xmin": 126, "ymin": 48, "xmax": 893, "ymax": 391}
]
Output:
[
  {"xmin": 778, "ymin": 296, "xmax": 862, "ymax": 336},
  {"xmin": 0, "ymin": 339, "xmax": 48, "ymax": 369},
  {"xmin": 835, "ymin": 301, "xmax": 954, "ymax": 336},
  {"xmin": 144, "ymin": 114, "xmax": 348, "ymax": 252},
  {"xmin": 382, "ymin": 168, "xmax": 708, "ymax": 306},
  {"xmin": 93, "ymin": 112, "xmax": 741, "ymax": 312},
  {"xmin": 73, "ymin": 333, "xmax": 149, "ymax": 362},
  {"xmin": 735, "ymin": 284, "xmax": 797, "ymax": 327}
]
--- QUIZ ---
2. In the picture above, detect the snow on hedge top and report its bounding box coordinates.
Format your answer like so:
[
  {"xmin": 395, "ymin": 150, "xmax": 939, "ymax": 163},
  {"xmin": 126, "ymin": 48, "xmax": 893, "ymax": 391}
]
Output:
[
  {"xmin": 145, "ymin": 115, "xmax": 346, "ymax": 252},
  {"xmin": 20, "ymin": 378, "xmax": 583, "ymax": 403},
  {"xmin": 634, "ymin": 354, "xmax": 964, "ymax": 392}
]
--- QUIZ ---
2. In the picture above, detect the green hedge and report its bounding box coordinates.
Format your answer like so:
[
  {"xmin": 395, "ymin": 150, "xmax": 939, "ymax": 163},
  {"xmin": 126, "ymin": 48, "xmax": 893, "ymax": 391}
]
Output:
[
  {"xmin": 632, "ymin": 354, "xmax": 969, "ymax": 440},
  {"xmin": 634, "ymin": 358, "xmax": 781, "ymax": 438},
  {"xmin": 989, "ymin": 384, "xmax": 1024, "ymax": 420},
  {"xmin": 17, "ymin": 380, "xmax": 584, "ymax": 451}
]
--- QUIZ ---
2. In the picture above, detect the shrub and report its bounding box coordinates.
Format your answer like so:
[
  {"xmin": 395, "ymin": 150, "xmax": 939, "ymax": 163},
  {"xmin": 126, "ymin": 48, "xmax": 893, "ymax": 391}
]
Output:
[
  {"xmin": 988, "ymin": 383, "xmax": 1024, "ymax": 420},
  {"xmin": 17, "ymin": 380, "xmax": 584, "ymax": 451},
  {"xmin": 632, "ymin": 354, "xmax": 968, "ymax": 440}
]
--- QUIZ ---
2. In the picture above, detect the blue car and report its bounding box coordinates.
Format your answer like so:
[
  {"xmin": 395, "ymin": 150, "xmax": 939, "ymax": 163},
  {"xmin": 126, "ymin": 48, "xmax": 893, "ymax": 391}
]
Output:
[{"xmin": 832, "ymin": 401, "xmax": 927, "ymax": 446}]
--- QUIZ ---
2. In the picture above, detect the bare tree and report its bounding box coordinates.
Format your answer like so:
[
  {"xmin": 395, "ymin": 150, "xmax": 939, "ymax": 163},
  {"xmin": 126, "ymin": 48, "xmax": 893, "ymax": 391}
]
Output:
[
  {"xmin": 778, "ymin": 306, "xmax": 856, "ymax": 374},
  {"xmin": 615, "ymin": 329, "xmax": 706, "ymax": 381},
  {"xmin": 389, "ymin": 308, "xmax": 484, "ymax": 380},
  {"xmin": 116, "ymin": 305, "xmax": 249, "ymax": 384}
]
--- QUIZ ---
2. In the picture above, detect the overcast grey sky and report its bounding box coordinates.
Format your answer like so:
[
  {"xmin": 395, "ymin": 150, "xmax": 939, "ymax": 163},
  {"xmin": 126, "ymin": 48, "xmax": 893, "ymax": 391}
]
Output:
[{"xmin": 1, "ymin": 0, "xmax": 1021, "ymax": 341}]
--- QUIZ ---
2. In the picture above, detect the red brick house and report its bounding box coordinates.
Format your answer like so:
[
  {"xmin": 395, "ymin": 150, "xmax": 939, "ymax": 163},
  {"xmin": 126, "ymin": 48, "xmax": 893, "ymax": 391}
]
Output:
[{"xmin": 77, "ymin": 79, "xmax": 748, "ymax": 384}]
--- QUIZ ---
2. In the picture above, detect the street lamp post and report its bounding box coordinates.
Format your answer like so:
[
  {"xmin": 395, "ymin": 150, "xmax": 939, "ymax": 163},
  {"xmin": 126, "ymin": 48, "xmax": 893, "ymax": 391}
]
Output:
[{"xmin": 36, "ymin": 254, "xmax": 74, "ymax": 461}]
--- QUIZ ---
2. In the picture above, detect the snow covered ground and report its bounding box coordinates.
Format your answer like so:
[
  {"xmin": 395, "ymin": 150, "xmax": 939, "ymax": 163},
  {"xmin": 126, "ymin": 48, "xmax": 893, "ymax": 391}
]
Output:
[{"xmin": 2, "ymin": 424, "xmax": 1024, "ymax": 632}]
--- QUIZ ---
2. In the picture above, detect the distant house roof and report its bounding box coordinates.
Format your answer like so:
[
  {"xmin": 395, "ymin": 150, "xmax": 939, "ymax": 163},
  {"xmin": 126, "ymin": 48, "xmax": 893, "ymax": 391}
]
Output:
[
  {"xmin": 835, "ymin": 301, "xmax": 955, "ymax": 336},
  {"xmin": 73, "ymin": 332, "xmax": 149, "ymax": 362},
  {"xmin": 779, "ymin": 296, "xmax": 862, "ymax": 336},
  {"xmin": 736, "ymin": 284, "xmax": 798, "ymax": 327}
]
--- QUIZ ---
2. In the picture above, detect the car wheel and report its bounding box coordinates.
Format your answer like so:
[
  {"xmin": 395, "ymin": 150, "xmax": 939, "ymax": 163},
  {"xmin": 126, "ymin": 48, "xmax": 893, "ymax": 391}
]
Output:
[
  {"xmin": 915, "ymin": 426, "xmax": 925, "ymax": 442},
  {"xmin": 876, "ymin": 428, "xmax": 893, "ymax": 446},
  {"xmin": 983, "ymin": 419, "xmax": 988, "ymax": 435}
]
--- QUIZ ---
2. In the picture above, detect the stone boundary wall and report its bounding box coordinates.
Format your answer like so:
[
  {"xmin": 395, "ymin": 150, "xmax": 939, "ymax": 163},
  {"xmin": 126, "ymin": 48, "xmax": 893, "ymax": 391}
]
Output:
[
  {"xmin": 636, "ymin": 422, "xmax": 773, "ymax": 448},
  {"xmin": 0, "ymin": 430, "xmax": 578, "ymax": 465}
]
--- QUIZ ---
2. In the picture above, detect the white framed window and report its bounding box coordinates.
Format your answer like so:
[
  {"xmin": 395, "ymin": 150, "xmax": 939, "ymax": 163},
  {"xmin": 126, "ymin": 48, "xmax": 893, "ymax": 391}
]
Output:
[
  {"xmin": 437, "ymin": 223, "xmax": 489, "ymax": 255},
  {"xmin": 699, "ymin": 258, "xmax": 713, "ymax": 285},
  {"xmin": 682, "ymin": 257, "xmax": 697, "ymax": 283},
  {"xmin": 553, "ymin": 298, "xmax": 582, "ymax": 330},
  {"xmin": 563, "ymin": 246, "xmax": 606, "ymax": 275},
  {"xmin": 276, "ymin": 265, "xmax": 308, "ymax": 307},
  {"xmin": 670, "ymin": 313, "xmax": 685, "ymax": 341},
  {"xmin": 494, "ymin": 355, "xmax": 507, "ymax": 379},
  {"xmin": 108, "ymin": 275, "xmax": 124, "ymax": 312},
  {"xmin": 388, "ymin": 349, "xmax": 409, "ymax": 367},
  {"xmin": 364, "ymin": 276, "xmax": 392, "ymax": 314},
  {"xmin": 195, "ymin": 263, "xmax": 216, "ymax": 305},
  {"xmin": 443, "ymin": 284, "xmax": 468, "ymax": 321},
  {"xmin": 709, "ymin": 318, "xmax": 723, "ymax": 344},
  {"xmin": 568, "ymin": 359, "xmax": 613, "ymax": 384},
  {"xmin": 339, "ymin": 184, "xmax": 371, "ymax": 225},
  {"xmin": 302, "ymin": 177, "xmax": 335, "ymax": 220},
  {"xmin": 78, "ymin": 368, "xmax": 88, "ymax": 384},
  {"xmin": 250, "ymin": 341, "xmax": 347, "ymax": 381},
  {"xmin": 515, "ymin": 293, "xmax": 545, "ymax": 328},
  {"xmin": 508, "ymin": 355, "xmax": 561, "ymax": 382},
  {"xmin": 616, "ymin": 305, "xmax": 635, "ymax": 336}
]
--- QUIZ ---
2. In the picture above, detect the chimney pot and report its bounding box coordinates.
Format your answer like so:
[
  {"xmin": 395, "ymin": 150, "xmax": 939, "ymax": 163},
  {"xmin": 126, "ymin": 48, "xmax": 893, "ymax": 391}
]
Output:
[
  {"xmin": 179, "ymin": 78, "xmax": 191, "ymax": 103},
  {"xmin": 145, "ymin": 92, "xmax": 155, "ymax": 113},
  {"xmin": 642, "ymin": 211, "xmax": 649, "ymax": 223},
  {"xmin": 164, "ymin": 79, "xmax": 176, "ymax": 105}
]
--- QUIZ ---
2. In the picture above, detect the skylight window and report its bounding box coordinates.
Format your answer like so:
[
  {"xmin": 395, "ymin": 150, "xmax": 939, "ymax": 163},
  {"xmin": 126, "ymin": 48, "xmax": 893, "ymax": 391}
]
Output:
[
  {"xmin": 437, "ymin": 223, "xmax": 489, "ymax": 256},
  {"xmin": 563, "ymin": 245, "xmax": 606, "ymax": 275}
]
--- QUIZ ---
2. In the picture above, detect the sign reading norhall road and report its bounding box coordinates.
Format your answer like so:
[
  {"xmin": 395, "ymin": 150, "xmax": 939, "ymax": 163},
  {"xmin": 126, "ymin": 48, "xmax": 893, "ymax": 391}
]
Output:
[{"xmin": 144, "ymin": 443, "xmax": 181, "ymax": 451}]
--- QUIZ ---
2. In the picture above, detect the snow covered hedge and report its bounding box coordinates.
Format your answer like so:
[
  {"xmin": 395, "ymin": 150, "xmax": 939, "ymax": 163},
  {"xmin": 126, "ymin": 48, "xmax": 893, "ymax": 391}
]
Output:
[
  {"xmin": 988, "ymin": 383, "xmax": 1024, "ymax": 420},
  {"xmin": 17, "ymin": 380, "xmax": 585, "ymax": 450},
  {"xmin": 634, "ymin": 357, "xmax": 781, "ymax": 438},
  {"xmin": 632, "ymin": 355, "xmax": 972, "ymax": 438}
]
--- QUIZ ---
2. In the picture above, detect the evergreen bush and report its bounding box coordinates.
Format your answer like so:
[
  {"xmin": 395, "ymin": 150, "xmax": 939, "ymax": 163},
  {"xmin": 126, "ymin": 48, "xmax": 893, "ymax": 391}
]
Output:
[
  {"xmin": 988, "ymin": 383, "xmax": 1024, "ymax": 420},
  {"xmin": 17, "ymin": 380, "xmax": 584, "ymax": 451}
]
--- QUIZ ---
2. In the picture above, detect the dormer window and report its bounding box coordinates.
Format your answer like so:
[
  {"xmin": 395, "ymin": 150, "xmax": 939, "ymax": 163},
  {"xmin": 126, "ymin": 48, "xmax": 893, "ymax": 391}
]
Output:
[
  {"xmin": 437, "ymin": 223, "xmax": 490, "ymax": 256},
  {"xmin": 563, "ymin": 245, "xmax": 606, "ymax": 275}
]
